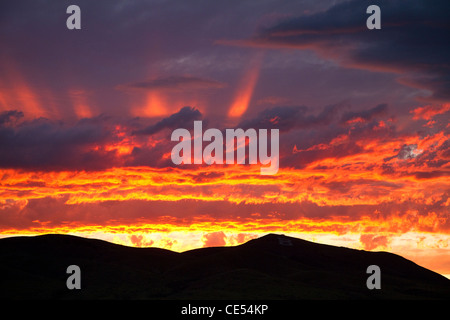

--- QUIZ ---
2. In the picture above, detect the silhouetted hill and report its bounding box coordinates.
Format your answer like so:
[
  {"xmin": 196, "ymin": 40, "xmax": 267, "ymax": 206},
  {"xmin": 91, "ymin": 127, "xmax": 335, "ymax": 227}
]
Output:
[{"xmin": 0, "ymin": 233, "xmax": 448, "ymax": 299}]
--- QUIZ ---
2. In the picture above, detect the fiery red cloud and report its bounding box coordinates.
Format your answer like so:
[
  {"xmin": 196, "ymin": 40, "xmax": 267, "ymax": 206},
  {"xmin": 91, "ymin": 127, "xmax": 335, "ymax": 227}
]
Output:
[{"xmin": 1, "ymin": 101, "xmax": 448, "ymax": 276}]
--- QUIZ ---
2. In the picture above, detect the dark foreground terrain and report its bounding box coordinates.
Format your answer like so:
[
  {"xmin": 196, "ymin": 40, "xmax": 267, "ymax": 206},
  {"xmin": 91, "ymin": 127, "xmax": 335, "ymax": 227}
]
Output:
[{"xmin": 0, "ymin": 233, "xmax": 448, "ymax": 299}]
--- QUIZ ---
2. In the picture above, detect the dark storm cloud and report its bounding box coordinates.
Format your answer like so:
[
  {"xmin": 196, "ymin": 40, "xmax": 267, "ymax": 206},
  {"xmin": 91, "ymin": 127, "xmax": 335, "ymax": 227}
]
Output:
[
  {"xmin": 0, "ymin": 113, "xmax": 120, "ymax": 170},
  {"xmin": 232, "ymin": 101, "xmax": 399, "ymax": 170},
  {"xmin": 0, "ymin": 110, "xmax": 24, "ymax": 125},
  {"xmin": 340, "ymin": 103, "xmax": 388, "ymax": 124},
  {"xmin": 133, "ymin": 106, "xmax": 202, "ymax": 135},
  {"xmin": 0, "ymin": 108, "xmax": 206, "ymax": 170},
  {"xmin": 280, "ymin": 110, "xmax": 398, "ymax": 169},
  {"xmin": 238, "ymin": 103, "xmax": 343, "ymax": 132},
  {"xmin": 118, "ymin": 76, "xmax": 226, "ymax": 92},
  {"xmin": 248, "ymin": 0, "xmax": 450, "ymax": 102}
]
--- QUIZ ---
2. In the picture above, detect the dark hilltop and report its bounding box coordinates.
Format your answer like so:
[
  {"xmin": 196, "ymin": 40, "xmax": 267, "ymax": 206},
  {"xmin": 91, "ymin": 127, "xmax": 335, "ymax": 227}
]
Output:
[{"xmin": 0, "ymin": 233, "xmax": 449, "ymax": 299}]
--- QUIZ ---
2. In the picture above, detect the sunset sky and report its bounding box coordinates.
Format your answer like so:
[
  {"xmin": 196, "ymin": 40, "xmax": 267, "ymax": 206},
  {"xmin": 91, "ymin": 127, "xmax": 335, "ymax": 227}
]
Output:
[{"xmin": 0, "ymin": 0, "xmax": 449, "ymax": 278}]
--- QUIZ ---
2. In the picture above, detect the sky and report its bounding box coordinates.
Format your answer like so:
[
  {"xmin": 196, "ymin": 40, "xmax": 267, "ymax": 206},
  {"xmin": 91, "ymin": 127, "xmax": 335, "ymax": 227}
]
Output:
[{"xmin": 0, "ymin": 0, "xmax": 449, "ymax": 278}]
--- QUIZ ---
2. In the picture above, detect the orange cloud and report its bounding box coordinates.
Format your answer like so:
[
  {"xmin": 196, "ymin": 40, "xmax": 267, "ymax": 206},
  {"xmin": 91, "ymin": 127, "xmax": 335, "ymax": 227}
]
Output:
[
  {"xmin": 228, "ymin": 52, "xmax": 264, "ymax": 118},
  {"xmin": 69, "ymin": 89, "xmax": 94, "ymax": 119},
  {"xmin": 202, "ymin": 231, "xmax": 227, "ymax": 247},
  {"xmin": 129, "ymin": 234, "xmax": 155, "ymax": 247},
  {"xmin": 411, "ymin": 103, "xmax": 450, "ymax": 120},
  {"xmin": 0, "ymin": 60, "xmax": 47, "ymax": 118},
  {"xmin": 360, "ymin": 234, "xmax": 391, "ymax": 250}
]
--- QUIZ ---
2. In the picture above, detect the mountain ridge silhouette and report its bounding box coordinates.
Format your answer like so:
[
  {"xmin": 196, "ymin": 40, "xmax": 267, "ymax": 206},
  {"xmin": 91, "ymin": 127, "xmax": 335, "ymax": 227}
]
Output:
[{"xmin": 0, "ymin": 233, "xmax": 448, "ymax": 299}]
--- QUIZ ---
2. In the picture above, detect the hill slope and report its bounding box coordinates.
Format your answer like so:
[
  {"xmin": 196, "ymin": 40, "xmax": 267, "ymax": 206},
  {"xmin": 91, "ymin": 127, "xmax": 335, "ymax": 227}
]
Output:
[{"xmin": 0, "ymin": 233, "xmax": 448, "ymax": 299}]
